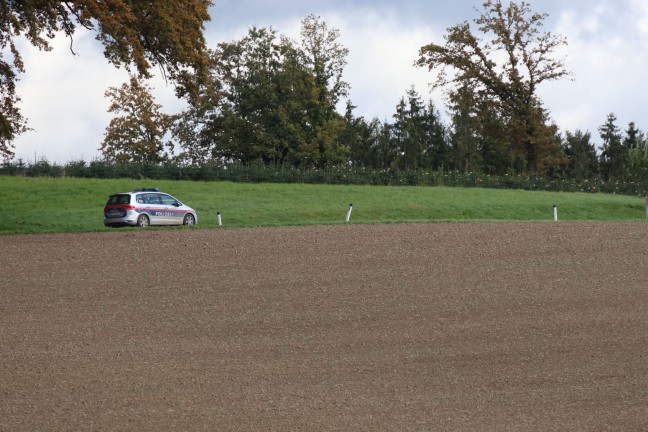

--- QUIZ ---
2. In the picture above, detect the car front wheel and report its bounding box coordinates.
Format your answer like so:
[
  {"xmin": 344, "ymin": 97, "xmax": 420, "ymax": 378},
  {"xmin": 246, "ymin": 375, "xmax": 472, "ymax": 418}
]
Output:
[
  {"xmin": 136, "ymin": 214, "xmax": 150, "ymax": 227},
  {"xmin": 183, "ymin": 213, "xmax": 196, "ymax": 225}
]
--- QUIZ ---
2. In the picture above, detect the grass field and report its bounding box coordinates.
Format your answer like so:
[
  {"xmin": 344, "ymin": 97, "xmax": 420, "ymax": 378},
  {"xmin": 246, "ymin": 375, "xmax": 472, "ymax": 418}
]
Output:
[{"xmin": 1, "ymin": 176, "xmax": 646, "ymax": 234}]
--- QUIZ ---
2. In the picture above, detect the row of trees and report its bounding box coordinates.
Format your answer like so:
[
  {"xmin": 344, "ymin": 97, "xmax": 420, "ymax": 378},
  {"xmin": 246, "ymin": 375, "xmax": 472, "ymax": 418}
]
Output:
[
  {"xmin": 97, "ymin": 7, "xmax": 648, "ymax": 181},
  {"xmin": 4, "ymin": 1, "xmax": 647, "ymax": 183}
]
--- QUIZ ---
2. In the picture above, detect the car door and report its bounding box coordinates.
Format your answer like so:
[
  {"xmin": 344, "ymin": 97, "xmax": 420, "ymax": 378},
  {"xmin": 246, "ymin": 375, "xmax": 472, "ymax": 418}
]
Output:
[
  {"xmin": 141, "ymin": 193, "xmax": 166, "ymax": 225},
  {"xmin": 159, "ymin": 193, "xmax": 184, "ymax": 225}
]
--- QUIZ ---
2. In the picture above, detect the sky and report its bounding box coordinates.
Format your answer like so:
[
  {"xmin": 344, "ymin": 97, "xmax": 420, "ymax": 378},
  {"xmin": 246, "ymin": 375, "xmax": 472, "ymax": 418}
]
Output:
[{"xmin": 11, "ymin": 0, "xmax": 648, "ymax": 163}]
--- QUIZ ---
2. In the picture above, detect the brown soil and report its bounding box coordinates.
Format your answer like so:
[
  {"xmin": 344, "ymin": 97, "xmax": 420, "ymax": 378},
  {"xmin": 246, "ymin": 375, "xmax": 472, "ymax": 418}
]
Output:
[{"xmin": 2, "ymin": 222, "xmax": 648, "ymax": 431}]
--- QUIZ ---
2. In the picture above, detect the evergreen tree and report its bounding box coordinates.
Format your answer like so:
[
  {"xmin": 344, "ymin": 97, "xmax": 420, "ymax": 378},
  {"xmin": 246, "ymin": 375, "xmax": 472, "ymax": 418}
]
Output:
[
  {"xmin": 626, "ymin": 123, "xmax": 648, "ymax": 181},
  {"xmin": 598, "ymin": 113, "xmax": 626, "ymax": 180},
  {"xmin": 562, "ymin": 130, "xmax": 598, "ymax": 179},
  {"xmin": 391, "ymin": 89, "xmax": 426, "ymax": 170},
  {"xmin": 624, "ymin": 122, "xmax": 642, "ymax": 150},
  {"xmin": 342, "ymin": 101, "xmax": 374, "ymax": 167},
  {"xmin": 422, "ymin": 99, "xmax": 449, "ymax": 170},
  {"xmin": 448, "ymin": 84, "xmax": 483, "ymax": 172}
]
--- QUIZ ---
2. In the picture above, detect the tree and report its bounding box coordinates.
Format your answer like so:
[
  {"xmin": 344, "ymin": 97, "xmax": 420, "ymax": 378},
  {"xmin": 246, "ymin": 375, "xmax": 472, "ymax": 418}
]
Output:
[
  {"xmin": 448, "ymin": 84, "xmax": 483, "ymax": 172},
  {"xmin": 624, "ymin": 122, "xmax": 642, "ymax": 150},
  {"xmin": 598, "ymin": 113, "xmax": 626, "ymax": 180},
  {"xmin": 391, "ymin": 89, "xmax": 426, "ymax": 170},
  {"xmin": 0, "ymin": 0, "xmax": 212, "ymax": 159},
  {"xmin": 175, "ymin": 17, "xmax": 351, "ymax": 168},
  {"xmin": 421, "ymin": 99, "xmax": 449, "ymax": 170},
  {"xmin": 562, "ymin": 130, "xmax": 598, "ymax": 179},
  {"xmin": 298, "ymin": 15, "xmax": 349, "ymax": 129},
  {"xmin": 626, "ymin": 123, "xmax": 648, "ymax": 181},
  {"xmin": 100, "ymin": 76, "xmax": 172, "ymax": 163},
  {"xmin": 341, "ymin": 101, "xmax": 373, "ymax": 167},
  {"xmin": 176, "ymin": 26, "xmax": 306, "ymax": 164},
  {"xmin": 341, "ymin": 115, "xmax": 392, "ymax": 168},
  {"xmin": 416, "ymin": 0, "xmax": 570, "ymax": 174},
  {"xmin": 295, "ymin": 15, "xmax": 350, "ymax": 166}
]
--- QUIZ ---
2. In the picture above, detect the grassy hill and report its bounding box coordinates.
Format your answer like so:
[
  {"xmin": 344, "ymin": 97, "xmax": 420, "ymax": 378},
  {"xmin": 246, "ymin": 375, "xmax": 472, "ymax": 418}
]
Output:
[{"xmin": 1, "ymin": 176, "xmax": 646, "ymax": 234}]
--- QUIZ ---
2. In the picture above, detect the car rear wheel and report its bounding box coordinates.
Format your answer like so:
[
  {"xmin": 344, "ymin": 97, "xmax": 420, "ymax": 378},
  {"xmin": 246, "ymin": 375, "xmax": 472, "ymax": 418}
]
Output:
[
  {"xmin": 137, "ymin": 214, "xmax": 150, "ymax": 227},
  {"xmin": 183, "ymin": 213, "xmax": 196, "ymax": 225}
]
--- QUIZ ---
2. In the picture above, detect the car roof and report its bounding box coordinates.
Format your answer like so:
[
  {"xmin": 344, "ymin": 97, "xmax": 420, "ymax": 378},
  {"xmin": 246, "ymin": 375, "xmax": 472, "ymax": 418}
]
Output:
[
  {"xmin": 109, "ymin": 188, "xmax": 163, "ymax": 197},
  {"xmin": 132, "ymin": 188, "xmax": 160, "ymax": 193}
]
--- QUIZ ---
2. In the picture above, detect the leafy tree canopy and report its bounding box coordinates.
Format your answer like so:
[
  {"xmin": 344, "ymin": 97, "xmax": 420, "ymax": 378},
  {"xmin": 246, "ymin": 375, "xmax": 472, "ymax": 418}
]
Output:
[
  {"xmin": 175, "ymin": 15, "xmax": 350, "ymax": 167},
  {"xmin": 100, "ymin": 75, "xmax": 172, "ymax": 163},
  {"xmin": 416, "ymin": 0, "xmax": 570, "ymax": 174},
  {"xmin": 0, "ymin": 0, "xmax": 213, "ymax": 159}
]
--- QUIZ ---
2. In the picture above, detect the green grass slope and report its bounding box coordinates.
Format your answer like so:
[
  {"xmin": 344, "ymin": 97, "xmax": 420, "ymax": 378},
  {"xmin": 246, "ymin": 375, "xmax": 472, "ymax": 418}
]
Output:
[{"xmin": 0, "ymin": 176, "xmax": 645, "ymax": 234}]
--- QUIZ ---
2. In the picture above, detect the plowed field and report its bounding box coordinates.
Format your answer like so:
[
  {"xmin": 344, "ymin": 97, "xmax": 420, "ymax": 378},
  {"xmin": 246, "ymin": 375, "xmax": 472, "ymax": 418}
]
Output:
[{"xmin": 2, "ymin": 222, "xmax": 648, "ymax": 431}]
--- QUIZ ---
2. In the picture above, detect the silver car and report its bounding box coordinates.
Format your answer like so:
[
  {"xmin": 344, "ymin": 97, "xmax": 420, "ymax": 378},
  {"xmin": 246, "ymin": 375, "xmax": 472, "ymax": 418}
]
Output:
[{"xmin": 104, "ymin": 188, "xmax": 198, "ymax": 227}]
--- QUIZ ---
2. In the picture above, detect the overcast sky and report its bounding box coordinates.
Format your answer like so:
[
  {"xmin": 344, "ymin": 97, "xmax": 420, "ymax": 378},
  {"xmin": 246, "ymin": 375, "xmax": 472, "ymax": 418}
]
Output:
[{"xmin": 11, "ymin": 0, "xmax": 648, "ymax": 163}]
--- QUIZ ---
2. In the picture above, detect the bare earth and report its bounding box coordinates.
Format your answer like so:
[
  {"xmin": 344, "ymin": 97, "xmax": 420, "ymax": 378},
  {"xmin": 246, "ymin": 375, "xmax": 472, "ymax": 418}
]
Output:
[{"xmin": 1, "ymin": 222, "xmax": 648, "ymax": 431}]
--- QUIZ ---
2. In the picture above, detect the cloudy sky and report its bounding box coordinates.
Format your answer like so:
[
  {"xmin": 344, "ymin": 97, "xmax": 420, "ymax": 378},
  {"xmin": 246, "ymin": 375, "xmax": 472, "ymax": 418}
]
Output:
[{"xmin": 11, "ymin": 0, "xmax": 648, "ymax": 163}]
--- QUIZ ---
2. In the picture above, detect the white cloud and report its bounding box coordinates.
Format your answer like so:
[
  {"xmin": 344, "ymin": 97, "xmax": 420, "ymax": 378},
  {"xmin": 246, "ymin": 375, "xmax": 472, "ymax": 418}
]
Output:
[
  {"xmin": 207, "ymin": 8, "xmax": 445, "ymax": 121},
  {"xmin": 13, "ymin": 28, "xmax": 180, "ymax": 163},
  {"xmin": 334, "ymin": 10, "xmax": 444, "ymax": 120},
  {"xmin": 540, "ymin": 4, "xmax": 648, "ymax": 140}
]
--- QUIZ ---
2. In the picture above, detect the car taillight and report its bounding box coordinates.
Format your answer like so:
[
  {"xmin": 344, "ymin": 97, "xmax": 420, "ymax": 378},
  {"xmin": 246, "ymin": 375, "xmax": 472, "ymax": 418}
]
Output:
[{"xmin": 104, "ymin": 204, "xmax": 136, "ymax": 211}]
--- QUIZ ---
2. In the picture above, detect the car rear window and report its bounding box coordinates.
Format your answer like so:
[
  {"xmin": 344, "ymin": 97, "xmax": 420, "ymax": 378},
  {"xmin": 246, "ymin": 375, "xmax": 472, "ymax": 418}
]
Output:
[{"xmin": 106, "ymin": 194, "xmax": 131, "ymax": 205}]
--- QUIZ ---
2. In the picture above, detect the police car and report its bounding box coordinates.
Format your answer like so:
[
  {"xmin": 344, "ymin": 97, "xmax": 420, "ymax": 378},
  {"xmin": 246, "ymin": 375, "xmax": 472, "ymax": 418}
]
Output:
[{"xmin": 104, "ymin": 188, "xmax": 198, "ymax": 227}]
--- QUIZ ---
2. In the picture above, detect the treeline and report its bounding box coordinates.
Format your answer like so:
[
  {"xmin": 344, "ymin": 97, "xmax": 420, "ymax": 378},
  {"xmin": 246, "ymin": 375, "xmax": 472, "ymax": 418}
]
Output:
[
  {"xmin": 2, "ymin": 158, "xmax": 647, "ymax": 196},
  {"xmin": 94, "ymin": 14, "xmax": 648, "ymax": 189}
]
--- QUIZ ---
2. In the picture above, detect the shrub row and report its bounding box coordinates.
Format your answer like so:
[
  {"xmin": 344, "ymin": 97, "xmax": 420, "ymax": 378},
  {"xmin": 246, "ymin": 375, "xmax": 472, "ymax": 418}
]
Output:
[{"xmin": 2, "ymin": 158, "xmax": 647, "ymax": 196}]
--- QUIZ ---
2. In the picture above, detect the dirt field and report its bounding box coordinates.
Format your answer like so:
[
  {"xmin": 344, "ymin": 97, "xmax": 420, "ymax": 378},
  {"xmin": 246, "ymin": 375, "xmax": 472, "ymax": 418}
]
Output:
[{"xmin": 2, "ymin": 222, "xmax": 648, "ymax": 431}]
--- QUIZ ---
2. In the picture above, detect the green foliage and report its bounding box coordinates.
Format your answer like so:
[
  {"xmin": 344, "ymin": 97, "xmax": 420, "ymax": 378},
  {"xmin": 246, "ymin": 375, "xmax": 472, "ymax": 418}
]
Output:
[
  {"xmin": 3, "ymin": 158, "xmax": 648, "ymax": 197},
  {"xmin": 561, "ymin": 130, "xmax": 598, "ymax": 180},
  {"xmin": 416, "ymin": 0, "xmax": 570, "ymax": 175},
  {"xmin": 7, "ymin": 7, "xmax": 648, "ymax": 184},
  {"xmin": 175, "ymin": 16, "xmax": 350, "ymax": 167},
  {"xmin": 598, "ymin": 113, "xmax": 626, "ymax": 180},
  {"xmin": 0, "ymin": 0, "xmax": 212, "ymax": 158},
  {"xmin": 1, "ymin": 176, "xmax": 645, "ymax": 234},
  {"xmin": 100, "ymin": 76, "xmax": 173, "ymax": 163},
  {"xmin": 627, "ymin": 128, "xmax": 648, "ymax": 180}
]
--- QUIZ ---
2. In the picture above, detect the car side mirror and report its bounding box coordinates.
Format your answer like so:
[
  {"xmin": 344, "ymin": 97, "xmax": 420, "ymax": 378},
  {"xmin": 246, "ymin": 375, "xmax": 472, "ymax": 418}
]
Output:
[{"xmin": 174, "ymin": 201, "xmax": 182, "ymax": 207}]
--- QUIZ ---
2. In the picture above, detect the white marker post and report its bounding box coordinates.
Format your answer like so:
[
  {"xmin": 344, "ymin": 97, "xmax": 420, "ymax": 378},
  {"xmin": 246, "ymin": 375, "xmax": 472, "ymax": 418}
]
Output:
[
  {"xmin": 553, "ymin": 204, "xmax": 558, "ymax": 222},
  {"xmin": 217, "ymin": 211, "xmax": 222, "ymax": 226},
  {"xmin": 346, "ymin": 204, "xmax": 353, "ymax": 223}
]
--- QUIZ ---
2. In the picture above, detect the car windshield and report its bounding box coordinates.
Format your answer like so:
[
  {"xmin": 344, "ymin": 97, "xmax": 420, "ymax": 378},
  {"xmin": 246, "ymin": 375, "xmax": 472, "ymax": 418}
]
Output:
[{"xmin": 106, "ymin": 194, "xmax": 131, "ymax": 205}]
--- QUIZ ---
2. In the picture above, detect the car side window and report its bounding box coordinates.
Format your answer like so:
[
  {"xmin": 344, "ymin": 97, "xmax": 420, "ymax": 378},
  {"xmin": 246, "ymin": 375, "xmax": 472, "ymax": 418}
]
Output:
[
  {"xmin": 143, "ymin": 193, "xmax": 161, "ymax": 205},
  {"xmin": 160, "ymin": 194, "xmax": 177, "ymax": 206},
  {"xmin": 136, "ymin": 195, "xmax": 144, "ymax": 204}
]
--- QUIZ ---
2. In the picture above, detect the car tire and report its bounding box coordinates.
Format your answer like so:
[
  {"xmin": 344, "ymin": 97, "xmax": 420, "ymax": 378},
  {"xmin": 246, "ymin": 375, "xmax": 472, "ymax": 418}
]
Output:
[
  {"xmin": 183, "ymin": 213, "xmax": 196, "ymax": 225},
  {"xmin": 136, "ymin": 214, "xmax": 150, "ymax": 227}
]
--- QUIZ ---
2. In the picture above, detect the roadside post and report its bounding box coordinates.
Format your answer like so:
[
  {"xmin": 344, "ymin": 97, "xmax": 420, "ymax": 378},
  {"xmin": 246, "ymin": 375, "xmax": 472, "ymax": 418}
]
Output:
[
  {"xmin": 346, "ymin": 204, "xmax": 353, "ymax": 223},
  {"xmin": 217, "ymin": 211, "xmax": 222, "ymax": 226},
  {"xmin": 553, "ymin": 204, "xmax": 558, "ymax": 222}
]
